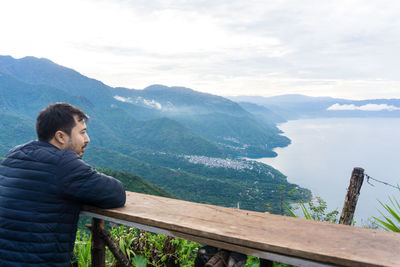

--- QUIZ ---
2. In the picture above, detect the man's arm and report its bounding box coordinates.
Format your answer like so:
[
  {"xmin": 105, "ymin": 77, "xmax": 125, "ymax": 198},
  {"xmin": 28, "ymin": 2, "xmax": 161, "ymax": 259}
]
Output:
[{"xmin": 58, "ymin": 150, "xmax": 126, "ymax": 208}]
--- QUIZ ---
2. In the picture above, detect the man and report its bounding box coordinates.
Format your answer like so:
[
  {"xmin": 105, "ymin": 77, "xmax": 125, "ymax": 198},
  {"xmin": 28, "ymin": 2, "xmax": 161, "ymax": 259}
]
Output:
[{"xmin": 0, "ymin": 103, "xmax": 126, "ymax": 266}]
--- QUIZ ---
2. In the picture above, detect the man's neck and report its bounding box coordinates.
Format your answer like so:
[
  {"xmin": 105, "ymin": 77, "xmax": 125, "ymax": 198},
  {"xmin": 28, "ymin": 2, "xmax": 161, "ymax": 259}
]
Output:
[{"xmin": 48, "ymin": 139, "xmax": 63, "ymax": 150}]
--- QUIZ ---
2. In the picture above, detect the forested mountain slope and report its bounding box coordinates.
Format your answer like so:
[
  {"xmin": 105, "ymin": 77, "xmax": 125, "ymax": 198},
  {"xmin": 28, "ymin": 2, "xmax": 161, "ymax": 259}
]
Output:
[{"xmin": 0, "ymin": 55, "xmax": 310, "ymax": 213}]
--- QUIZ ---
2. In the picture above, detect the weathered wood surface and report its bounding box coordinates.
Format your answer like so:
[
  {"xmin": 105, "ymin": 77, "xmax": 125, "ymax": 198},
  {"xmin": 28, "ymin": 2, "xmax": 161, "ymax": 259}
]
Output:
[
  {"xmin": 91, "ymin": 218, "xmax": 106, "ymax": 267},
  {"xmin": 340, "ymin": 167, "xmax": 365, "ymax": 225},
  {"xmin": 82, "ymin": 191, "xmax": 400, "ymax": 267}
]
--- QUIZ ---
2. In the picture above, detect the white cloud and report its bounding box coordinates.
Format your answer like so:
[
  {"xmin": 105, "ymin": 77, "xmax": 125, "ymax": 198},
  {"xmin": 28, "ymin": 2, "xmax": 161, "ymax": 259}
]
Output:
[
  {"xmin": 114, "ymin": 95, "xmax": 129, "ymax": 103},
  {"xmin": 113, "ymin": 95, "xmax": 162, "ymax": 110},
  {"xmin": 139, "ymin": 97, "xmax": 162, "ymax": 110},
  {"xmin": 327, "ymin": 103, "xmax": 400, "ymax": 111}
]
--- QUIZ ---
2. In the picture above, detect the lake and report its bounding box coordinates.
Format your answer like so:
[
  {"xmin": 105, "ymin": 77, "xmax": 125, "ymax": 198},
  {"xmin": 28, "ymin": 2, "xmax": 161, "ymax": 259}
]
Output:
[{"xmin": 255, "ymin": 117, "xmax": 400, "ymax": 225}]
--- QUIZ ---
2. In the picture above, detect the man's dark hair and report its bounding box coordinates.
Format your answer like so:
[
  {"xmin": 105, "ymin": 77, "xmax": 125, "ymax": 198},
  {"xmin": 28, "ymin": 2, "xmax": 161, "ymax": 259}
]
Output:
[{"xmin": 36, "ymin": 103, "xmax": 89, "ymax": 142}]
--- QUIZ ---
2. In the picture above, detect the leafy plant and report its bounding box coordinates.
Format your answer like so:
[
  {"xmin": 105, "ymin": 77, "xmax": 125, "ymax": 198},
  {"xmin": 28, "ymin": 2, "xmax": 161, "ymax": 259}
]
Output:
[
  {"xmin": 276, "ymin": 184, "xmax": 302, "ymax": 215},
  {"xmin": 170, "ymin": 238, "xmax": 200, "ymax": 266},
  {"xmin": 118, "ymin": 230, "xmax": 136, "ymax": 260},
  {"xmin": 371, "ymin": 187, "xmax": 400, "ymax": 232},
  {"xmin": 73, "ymin": 231, "xmax": 91, "ymax": 267},
  {"xmin": 132, "ymin": 255, "xmax": 148, "ymax": 267},
  {"xmin": 287, "ymin": 196, "xmax": 339, "ymax": 223},
  {"xmin": 244, "ymin": 256, "xmax": 259, "ymax": 267},
  {"xmin": 106, "ymin": 226, "xmax": 200, "ymax": 266}
]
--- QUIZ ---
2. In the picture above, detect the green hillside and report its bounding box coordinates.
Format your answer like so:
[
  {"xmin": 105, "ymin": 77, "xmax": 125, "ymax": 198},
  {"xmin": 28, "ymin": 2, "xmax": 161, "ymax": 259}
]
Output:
[
  {"xmin": 84, "ymin": 147, "xmax": 310, "ymax": 213},
  {"xmin": 96, "ymin": 168, "xmax": 175, "ymax": 198}
]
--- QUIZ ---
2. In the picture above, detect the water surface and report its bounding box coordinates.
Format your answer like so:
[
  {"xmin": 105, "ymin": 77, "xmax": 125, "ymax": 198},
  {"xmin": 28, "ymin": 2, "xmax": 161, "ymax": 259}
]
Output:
[{"xmin": 256, "ymin": 117, "xmax": 400, "ymax": 224}]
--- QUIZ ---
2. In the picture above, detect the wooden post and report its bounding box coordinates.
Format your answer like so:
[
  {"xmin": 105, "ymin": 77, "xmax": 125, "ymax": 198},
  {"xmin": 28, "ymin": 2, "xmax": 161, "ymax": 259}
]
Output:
[
  {"xmin": 86, "ymin": 223, "xmax": 132, "ymax": 267},
  {"xmin": 205, "ymin": 250, "xmax": 229, "ymax": 267},
  {"xmin": 91, "ymin": 218, "xmax": 106, "ymax": 267},
  {"xmin": 339, "ymin": 167, "xmax": 364, "ymax": 225}
]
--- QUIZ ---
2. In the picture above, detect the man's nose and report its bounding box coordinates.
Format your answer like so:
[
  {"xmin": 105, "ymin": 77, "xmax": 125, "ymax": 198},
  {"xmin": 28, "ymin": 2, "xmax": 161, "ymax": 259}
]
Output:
[{"xmin": 85, "ymin": 134, "xmax": 90, "ymax": 143}]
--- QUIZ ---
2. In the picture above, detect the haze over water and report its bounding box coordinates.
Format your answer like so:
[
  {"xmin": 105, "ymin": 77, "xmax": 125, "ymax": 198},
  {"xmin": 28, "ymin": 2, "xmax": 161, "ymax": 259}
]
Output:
[{"xmin": 256, "ymin": 117, "xmax": 400, "ymax": 225}]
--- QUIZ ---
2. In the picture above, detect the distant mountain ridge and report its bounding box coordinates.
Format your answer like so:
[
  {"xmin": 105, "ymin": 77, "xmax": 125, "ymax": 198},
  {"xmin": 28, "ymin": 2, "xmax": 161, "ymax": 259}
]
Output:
[{"xmin": 230, "ymin": 94, "xmax": 400, "ymax": 121}]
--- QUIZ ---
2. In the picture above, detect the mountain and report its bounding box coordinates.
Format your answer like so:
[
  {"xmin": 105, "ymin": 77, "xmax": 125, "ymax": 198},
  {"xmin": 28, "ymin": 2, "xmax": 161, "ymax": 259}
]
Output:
[
  {"xmin": 113, "ymin": 84, "xmax": 290, "ymax": 156},
  {"xmin": 0, "ymin": 56, "xmax": 289, "ymax": 157},
  {"xmin": 237, "ymin": 102, "xmax": 287, "ymax": 125},
  {"xmin": 0, "ymin": 56, "xmax": 113, "ymax": 104},
  {"xmin": 0, "ymin": 62, "xmax": 224, "ymax": 157},
  {"xmin": 230, "ymin": 94, "xmax": 400, "ymax": 120},
  {"xmin": 0, "ymin": 55, "xmax": 310, "ymax": 213}
]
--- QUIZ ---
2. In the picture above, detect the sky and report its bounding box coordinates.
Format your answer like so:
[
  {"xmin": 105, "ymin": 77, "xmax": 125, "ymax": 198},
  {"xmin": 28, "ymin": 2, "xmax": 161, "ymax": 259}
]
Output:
[{"xmin": 1, "ymin": 0, "xmax": 400, "ymax": 100}]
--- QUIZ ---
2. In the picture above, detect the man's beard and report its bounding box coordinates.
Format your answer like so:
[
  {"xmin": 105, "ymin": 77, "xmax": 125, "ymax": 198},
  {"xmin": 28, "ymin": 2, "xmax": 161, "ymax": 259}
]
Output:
[{"xmin": 65, "ymin": 140, "xmax": 84, "ymax": 158}]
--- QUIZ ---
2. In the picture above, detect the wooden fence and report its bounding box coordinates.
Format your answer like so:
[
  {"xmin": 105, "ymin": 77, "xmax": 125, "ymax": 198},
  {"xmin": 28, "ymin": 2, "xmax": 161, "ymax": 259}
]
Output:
[{"xmin": 81, "ymin": 190, "xmax": 400, "ymax": 267}]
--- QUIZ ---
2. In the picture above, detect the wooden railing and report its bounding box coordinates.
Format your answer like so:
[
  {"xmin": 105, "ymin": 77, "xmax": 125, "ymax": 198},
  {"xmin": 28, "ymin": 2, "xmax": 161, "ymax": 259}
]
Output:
[{"xmin": 81, "ymin": 191, "xmax": 400, "ymax": 267}]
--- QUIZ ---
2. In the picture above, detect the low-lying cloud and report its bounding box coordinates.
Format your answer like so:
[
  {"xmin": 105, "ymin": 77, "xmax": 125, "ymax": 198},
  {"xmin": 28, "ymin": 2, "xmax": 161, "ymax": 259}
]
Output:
[
  {"xmin": 114, "ymin": 95, "xmax": 162, "ymax": 110},
  {"xmin": 327, "ymin": 103, "xmax": 400, "ymax": 111}
]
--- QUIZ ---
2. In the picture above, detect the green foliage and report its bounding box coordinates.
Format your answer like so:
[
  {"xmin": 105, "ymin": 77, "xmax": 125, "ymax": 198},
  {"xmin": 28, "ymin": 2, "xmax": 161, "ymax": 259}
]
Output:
[
  {"xmin": 73, "ymin": 231, "xmax": 92, "ymax": 267},
  {"xmin": 371, "ymin": 187, "xmax": 400, "ymax": 232},
  {"xmin": 244, "ymin": 256, "xmax": 260, "ymax": 267},
  {"xmin": 74, "ymin": 226, "xmax": 296, "ymax": 267},
  {"xmin": 73, "ymin": 226, "xmax": 200, "ymax": 267},
  {"xmin": 267, "ymin": 184, "xmax": 304, "ymax": 215},
  {"xmin": 169, "ymin": 238, "xmax": 200, "ymax": 266},
  {"xmin": 288, "ymin": 196, "xmax": 339, "ymax": 223},
  {"xmin": 131, "ymin": 255, "xmax": 147, "ymax": 267}
]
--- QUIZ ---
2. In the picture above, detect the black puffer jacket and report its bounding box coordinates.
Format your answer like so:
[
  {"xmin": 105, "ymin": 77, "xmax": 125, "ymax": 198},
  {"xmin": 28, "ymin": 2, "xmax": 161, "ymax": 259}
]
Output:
[{"xmin": 0, "ymin": 141, "xmax": 126, "ymax": 266}]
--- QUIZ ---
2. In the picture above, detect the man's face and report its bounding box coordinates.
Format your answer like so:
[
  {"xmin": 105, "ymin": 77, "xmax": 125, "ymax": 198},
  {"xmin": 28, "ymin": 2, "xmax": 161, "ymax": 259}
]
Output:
[{"xmin": 64, "ymin": 115, "xmax": 90, "ymax": 157}]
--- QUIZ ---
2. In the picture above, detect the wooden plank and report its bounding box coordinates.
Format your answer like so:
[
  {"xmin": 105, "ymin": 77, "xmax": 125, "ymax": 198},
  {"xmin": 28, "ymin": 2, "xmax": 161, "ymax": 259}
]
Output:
[
  {"xmin": 82, "ymin": 191, "xmax": 400, "ymax": 267},
  {"xmin": 81, "ymin": 211, "xmax": 334, "ymax": 267}
]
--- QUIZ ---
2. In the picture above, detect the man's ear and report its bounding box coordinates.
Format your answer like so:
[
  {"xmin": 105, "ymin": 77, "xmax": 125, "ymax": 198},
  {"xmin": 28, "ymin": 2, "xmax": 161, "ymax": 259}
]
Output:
[{"xmin": 54, "ymin": 130, "xmax": 67, "ymax": 145}]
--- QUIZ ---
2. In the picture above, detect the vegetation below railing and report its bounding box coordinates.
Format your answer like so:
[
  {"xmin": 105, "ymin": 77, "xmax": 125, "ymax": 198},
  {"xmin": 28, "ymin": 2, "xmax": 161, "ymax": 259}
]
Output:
[
  {"xmin": 73, "ymin": 226, "xmax": 200, "ymax": 267},
  {"xmin": 72, "ymin": 225, "xmax": 293, "ymax": 267}
]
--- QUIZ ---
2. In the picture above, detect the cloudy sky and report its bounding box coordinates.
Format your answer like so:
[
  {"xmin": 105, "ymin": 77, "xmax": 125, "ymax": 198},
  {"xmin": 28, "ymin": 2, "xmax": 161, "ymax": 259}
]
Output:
[{"xmin": 1, "ymin": 0, "xmax": 399, "ymax": 99}]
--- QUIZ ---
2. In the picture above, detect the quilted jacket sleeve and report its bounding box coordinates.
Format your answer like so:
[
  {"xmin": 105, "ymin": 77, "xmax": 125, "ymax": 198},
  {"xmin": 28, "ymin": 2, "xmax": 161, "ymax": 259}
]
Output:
[{"xmin": 57, "ymin": 150, "xmax": 126, "ymax": 208}]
